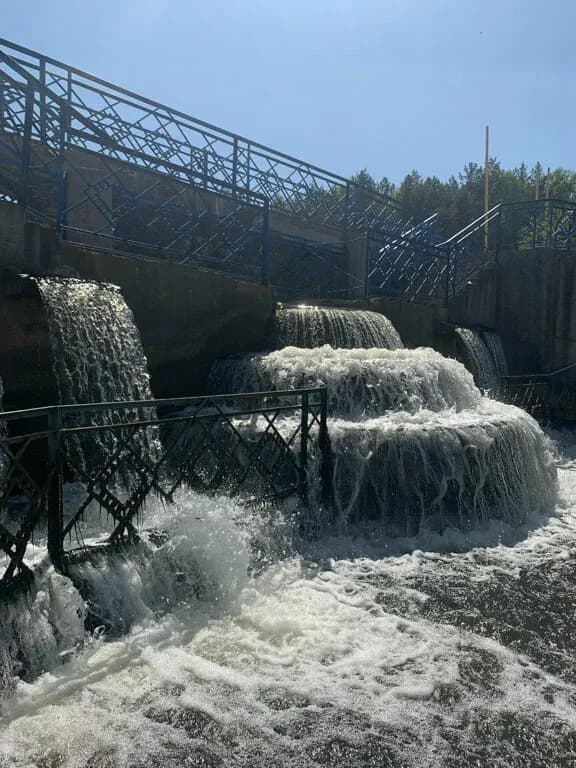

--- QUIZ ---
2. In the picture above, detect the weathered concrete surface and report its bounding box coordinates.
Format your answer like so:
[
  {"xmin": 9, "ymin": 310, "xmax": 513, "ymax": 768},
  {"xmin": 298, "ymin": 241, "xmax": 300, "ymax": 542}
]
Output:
[
  {"xmin": 0, "ymin": 269, "xmax": 56, "ymax": 411},
  {"xmin": 0, "ymin": 202, "xmax": 276, "ymax": 405},
  {"xmin": 447, "ymin": 248, "xmax": 576, "ymax": 374}
]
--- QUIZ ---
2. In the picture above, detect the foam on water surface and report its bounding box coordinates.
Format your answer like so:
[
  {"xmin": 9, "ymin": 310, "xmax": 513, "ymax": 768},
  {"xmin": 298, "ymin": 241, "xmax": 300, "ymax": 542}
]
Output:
[
  {"xmin": 1, "ymin": 461, "xmax": 576, "ymax": 766},
  {"xmin": 210, "ymin": 345, "xmax": 481, "ymax": 418}
]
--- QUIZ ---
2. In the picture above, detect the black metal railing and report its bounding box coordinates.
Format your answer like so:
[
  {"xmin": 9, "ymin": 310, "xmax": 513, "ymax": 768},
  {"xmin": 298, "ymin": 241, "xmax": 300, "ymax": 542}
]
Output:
[
  {"xmin": 437, "ymin": 199, "xmax": 576, "ymax": 301},
  {"xmin": 365, "ymin": 215, "xmax": 450, "ymax": 302},
  {"xmin": 0, "ymin": 388, "xmax": 329, "ymax": 585},
  {"xmin": 0, "ymin": 38, "xmax": 403, "ymax": 266},
  {"xmin": 503, "ymin": 363, "xmax": 576, "ymax": 422}
]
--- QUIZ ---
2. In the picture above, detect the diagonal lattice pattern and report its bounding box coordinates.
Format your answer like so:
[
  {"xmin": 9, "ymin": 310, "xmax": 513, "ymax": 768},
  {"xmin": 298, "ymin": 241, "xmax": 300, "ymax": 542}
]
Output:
[{"xmin": 0, "ymin": 389, "xmax": 329, "ymax": 584}]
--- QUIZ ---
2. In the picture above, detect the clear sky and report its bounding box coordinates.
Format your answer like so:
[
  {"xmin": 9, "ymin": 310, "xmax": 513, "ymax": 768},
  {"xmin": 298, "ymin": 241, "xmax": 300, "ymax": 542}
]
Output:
[{"xmin": 1, "ymin": 0, "xmax": 574, "ymax": 184}]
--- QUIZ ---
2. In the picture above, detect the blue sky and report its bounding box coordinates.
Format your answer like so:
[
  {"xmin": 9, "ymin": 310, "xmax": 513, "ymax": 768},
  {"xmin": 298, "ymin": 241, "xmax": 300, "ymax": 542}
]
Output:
[{"xmin": 1, "ymin": 0, "xmax": 574, "ymax": 183}]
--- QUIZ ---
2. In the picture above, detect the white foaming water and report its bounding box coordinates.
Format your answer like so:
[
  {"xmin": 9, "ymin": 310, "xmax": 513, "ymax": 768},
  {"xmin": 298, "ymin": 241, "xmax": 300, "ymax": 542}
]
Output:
[
  {"xmin": 210, "ymin": 345, "xmax": 481, "ymax": 418},
  {"xmin": 455, "ymin": 327, "xmax": 500, "ymax": 394},
  {"xmin": 309, "ymin": 401, "xmax": 557, "ymax": 536},
  {"xmin": 272, "ymin": 305, "xmax": 404, "ymax": 349},
  {"xmin": 1, "ymin": 459, "xmax": 576, "ymax": 767},
  {"xmin": 0, "ymin": 491, "xmax": 252, "ymax": 697}
]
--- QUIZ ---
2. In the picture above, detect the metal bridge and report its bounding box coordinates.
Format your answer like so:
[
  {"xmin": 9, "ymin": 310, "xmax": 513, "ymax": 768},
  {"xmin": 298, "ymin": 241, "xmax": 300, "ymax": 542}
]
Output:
[{"xmin": 0, "ymin": 38, "xmax": 574, "ymax": 303}]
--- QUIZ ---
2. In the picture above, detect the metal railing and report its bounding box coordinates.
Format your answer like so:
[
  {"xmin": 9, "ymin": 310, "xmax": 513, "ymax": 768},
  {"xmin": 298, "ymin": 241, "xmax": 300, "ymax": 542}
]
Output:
[
  {"xmin": 503, "ymin": 363, "xmax": 576, "ymax": 422},
  {"xmin": 365, "ymin": 215, "xmax": 451, "ymax": 302},
  {"xmin": 0, "ymin": 38, "xmax": 404, "ymax": 266},
  {"xmin": 0, "ymin": 388, "xmax": 329, "ymax": 585},
  {"xmin": 437, "ymin": 199, "xmax": 576, "ymax": 300}
]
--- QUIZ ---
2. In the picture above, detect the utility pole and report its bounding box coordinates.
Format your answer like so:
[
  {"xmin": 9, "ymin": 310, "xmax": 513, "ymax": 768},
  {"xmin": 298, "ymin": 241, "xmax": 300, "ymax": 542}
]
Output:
[{"xmin": 484, "ymin": 125, "xmax": 490, "ymax": 252}]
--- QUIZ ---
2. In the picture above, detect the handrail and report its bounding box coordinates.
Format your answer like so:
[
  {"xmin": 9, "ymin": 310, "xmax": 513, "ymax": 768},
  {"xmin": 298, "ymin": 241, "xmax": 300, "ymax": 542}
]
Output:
[
  {"xmin": 437, "ymin": 204, "xmax": 502, "ymax": 247},
  {"xmin": 0, "ymin": 387, "xmax": 327, "ymax": 423},
  {"xmin": 503, "ymin": 362, "xmax": 576, "ymax": 383},
  {"xmin": 0, "ymin": 37, "xmax": 401, "ymax": 211}
]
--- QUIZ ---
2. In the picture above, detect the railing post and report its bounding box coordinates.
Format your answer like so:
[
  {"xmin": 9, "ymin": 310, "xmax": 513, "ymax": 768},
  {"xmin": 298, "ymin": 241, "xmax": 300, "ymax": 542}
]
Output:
[
  {"xmin": 495, "ymin": 211, "xmax": 502, "ymax": 264},
  {"xmin": 299, "ymin": 390, "xmax": 309, "ymax": 504},
  {"xmin": 444, "ymin": 245, "xmax": 452, "ymax": 307},
  {"xmin": 19, "ymin": 80, "xmax": 34, "ymax": 209},
  {"xmin": 47, "ymin": 408, "xmax": 64, "ymax": 572},
  {"xmin": 363, "ymin": 233, "xmax": 370, "ymax": 299},
  {"xmin": 318, "ymin": 388, "xmax": 332, "ymax": 506},
  {"xmin": 0, "ymin": 73, "xmax": 5, "ymax": 134},
  {"xmin": 261, "ymin": 199, "xmax": 270, "ymax": 285},
  {"xmin": 232, "ymin": 137, "xmax": 239, "ymax": 193},
  {"xmin": 39, "ymin": 57, "xmax": 47, "ymax": 143},
  {"xmin": 246, "ymin": 144, "xmax": 251, "ymax": 193},
  {"xmin": 344, "ymin": 181, "xmax": 351, "ymax": 230},
  {"xmin": 57, "ymin": 103, "xmax": 69, "ymax": 236}
]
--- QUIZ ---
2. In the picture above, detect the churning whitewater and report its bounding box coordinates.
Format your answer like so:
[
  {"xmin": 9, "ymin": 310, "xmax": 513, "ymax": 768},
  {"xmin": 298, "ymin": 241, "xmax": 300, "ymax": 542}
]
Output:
[
  {"xmin": 0, "ymin": 301, "xmax": 573, "ymax": 766},
  {"xmin": 1, "ymin": 461, "xmax": 576, "ymax": 767}
]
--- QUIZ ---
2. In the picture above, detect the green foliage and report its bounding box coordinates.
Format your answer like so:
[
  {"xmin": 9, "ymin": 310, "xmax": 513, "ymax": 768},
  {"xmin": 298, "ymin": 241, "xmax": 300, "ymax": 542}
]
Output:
[{"xmin": 356, "ymin": 162, "xmax": 576, "ymax": 235}]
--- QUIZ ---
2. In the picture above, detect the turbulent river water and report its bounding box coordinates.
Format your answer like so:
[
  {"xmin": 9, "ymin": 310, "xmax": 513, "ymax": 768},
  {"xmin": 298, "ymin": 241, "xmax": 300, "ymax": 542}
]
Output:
[
  {"xmin": 1, "ymin": 446, "xmax": 576, "ymax": 768},
  {"xmin": 1, "ymin": 300, "xmax": 575, "ymax": 767}
]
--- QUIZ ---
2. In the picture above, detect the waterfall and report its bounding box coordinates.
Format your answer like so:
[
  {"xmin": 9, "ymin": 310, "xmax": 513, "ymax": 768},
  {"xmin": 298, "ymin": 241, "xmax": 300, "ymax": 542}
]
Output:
[
  {"xmin": 272, "ymin": 305, "xmax": 403, "ymax": 349},
  {"xmin": 0, "ymin": 301, "xmax": 569, "ymax": 767},
  {"xmin": 483, "ymin": 330, "xmax": 509, "ymax": 379},
  {"xmin": 454, "ymin": 327, "xmax": 500, "ymax": 394},
  {"xmin": 210, "ymin": 315, "xmax": 555, "ymax": 537},
  {"xmin": 312, "ymin": 403, "xmax": 555, "ymax": 537},
  {"xmin": 35, "ymin": 278, "xmax": 153, "ymax": 406},
  {"xmin": 210, "ymin": 346, "xmax": 481, "ymax": 418},
  {"xmin": 35, "ymin": 277, "xmax": 158, "ymax": 472}
]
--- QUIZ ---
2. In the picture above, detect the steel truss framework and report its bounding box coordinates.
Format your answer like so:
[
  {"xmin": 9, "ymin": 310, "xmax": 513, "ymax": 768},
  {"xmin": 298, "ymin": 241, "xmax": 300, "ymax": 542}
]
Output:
[{"xmin": 0, "ymin": 388, "xmax": 329, "ymax": 585}]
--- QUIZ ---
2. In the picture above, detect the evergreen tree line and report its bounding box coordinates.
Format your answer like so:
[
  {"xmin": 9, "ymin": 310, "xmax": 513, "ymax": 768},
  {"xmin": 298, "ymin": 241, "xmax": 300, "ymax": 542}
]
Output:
[{"xmin": 352, "ymin": 162, "xmax": 576, "ymax": 236}]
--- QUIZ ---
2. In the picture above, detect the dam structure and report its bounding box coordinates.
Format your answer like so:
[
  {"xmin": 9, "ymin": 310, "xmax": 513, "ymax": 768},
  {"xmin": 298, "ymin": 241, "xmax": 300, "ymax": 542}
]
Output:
[{"xmin": 1, "ymin": 39, "xmax": 576, "ymax": 767}]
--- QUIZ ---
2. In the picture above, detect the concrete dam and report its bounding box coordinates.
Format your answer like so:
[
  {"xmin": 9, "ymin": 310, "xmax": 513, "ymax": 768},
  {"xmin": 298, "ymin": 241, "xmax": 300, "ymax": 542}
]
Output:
[{"xmin": 1, "ymin": 38, "xmax": 576, "ymax": 768}]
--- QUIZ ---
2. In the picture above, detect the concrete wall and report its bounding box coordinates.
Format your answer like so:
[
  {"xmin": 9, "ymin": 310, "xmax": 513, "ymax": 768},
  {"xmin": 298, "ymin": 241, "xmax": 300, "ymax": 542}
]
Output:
[
  {"xmin": 447, "ymin": 248, "xmax": 576, "ymax": 374},
  {"xmin": 0, "ymin": 270, "xmax": 56, "ymax": 411},
  {"xmin": 0, "ymin": 202, "xmax": 276, "ymax": 406}
]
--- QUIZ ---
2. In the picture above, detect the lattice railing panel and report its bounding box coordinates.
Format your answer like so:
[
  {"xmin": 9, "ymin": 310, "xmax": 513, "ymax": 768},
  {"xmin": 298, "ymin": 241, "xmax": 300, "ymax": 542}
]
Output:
[{"xmin": 0, "ymin": 389, "xmax": 329, "ymax": 584}]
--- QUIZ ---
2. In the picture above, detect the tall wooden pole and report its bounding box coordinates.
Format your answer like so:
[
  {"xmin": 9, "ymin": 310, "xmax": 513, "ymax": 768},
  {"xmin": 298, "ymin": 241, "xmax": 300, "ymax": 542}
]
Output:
[{"xmin": 484, "ymin": 125, "xmax": 490, "ymax": 251}]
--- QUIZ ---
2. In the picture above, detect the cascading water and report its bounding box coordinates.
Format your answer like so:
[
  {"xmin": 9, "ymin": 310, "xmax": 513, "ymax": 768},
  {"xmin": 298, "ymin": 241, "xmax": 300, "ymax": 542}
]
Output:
[
  {"xmin": 35, "ymin": 277, "xmax": 158, "ymax": 471},
  {"xmin": 36, "ymin": 278, "xmax": 154, "ymax": 406},
  {"xmin": 210, "ymin": 343, "xmax": 556, "ymax": 536},
  {"xmin": 1, "ymin": 303, "xmax": 575, "ymax": 767},
  {"xmin": 210, "ymin": 346, "xmax": 482, "ymax": 417},
  {"xmin": 272, "ymin": 304, "xmax": 404, "ymax": 349},
  {"xmin": 455, "ymin": 326, "xmax": 501, "ymax": 393},
  {"xmin": 483, "ymin": 330, "xmax": 509, "ymax": 379}
]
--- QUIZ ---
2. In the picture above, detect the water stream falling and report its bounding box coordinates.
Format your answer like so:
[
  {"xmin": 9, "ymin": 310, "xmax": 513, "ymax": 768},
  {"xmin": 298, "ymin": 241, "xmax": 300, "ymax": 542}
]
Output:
[
  {"xmin": 35, "ymin": 278, "xmax": 154, "ymax": 407},
  {"xmin": 35, "ymin": 277, "xmax": 158, "ymax": 472},
  {"xmin": 1, "ymin": 303, "xmax": 574, "ymax": 767},
  {"xmin": 272, "ymin": 305, "xmax": 403, "ymax": 349},
  {"xmin": 455, "ymin": 326, "xmax": 501, "ymax": 394},
  {"xmin": 483, "ymin": 330, "xmax": 509, "ymax": 379}
]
